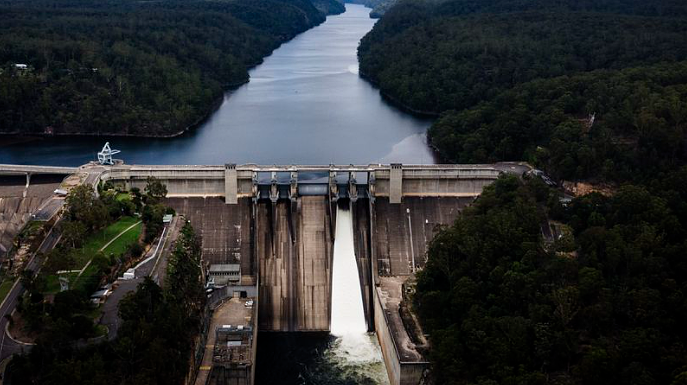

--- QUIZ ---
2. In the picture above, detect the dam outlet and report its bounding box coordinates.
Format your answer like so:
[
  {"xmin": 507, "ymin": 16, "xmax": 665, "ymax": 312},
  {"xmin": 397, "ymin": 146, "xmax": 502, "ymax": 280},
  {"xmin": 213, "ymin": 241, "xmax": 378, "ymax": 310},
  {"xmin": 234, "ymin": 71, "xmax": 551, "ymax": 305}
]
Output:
[{"xmin": 329, "ymin": 202, "xmax": 387, "ymax": 382}]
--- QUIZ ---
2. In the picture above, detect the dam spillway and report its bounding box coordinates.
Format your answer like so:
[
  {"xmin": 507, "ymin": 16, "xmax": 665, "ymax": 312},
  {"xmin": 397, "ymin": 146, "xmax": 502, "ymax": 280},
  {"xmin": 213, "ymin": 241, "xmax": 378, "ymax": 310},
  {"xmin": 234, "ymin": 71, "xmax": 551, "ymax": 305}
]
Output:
[
  {"xmin": 255, "ymin": 196, "xmax": 333, "ymax": 331},
  {"xmin": 0, "ymin": 161, "xmax": 520, "ymax": 384},
  {"xmin": 102, "ymin": 163, "xmax": 502, "ymax": 333},
  {"xmin": 123, "ymin": 162, "xmax": 509, "ymax": 385}
]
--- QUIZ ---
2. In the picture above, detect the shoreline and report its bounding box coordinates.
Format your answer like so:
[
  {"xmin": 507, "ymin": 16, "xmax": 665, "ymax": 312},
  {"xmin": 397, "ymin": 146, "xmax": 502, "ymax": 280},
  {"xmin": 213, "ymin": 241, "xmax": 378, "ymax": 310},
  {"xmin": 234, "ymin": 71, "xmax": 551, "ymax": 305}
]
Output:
[
  {"xmin": 0, "ymin": 85, "xmax": 236, "ymax": 142},
  {"xmin": 0, "ymin": 8, "xmax": 342, "ymax": 143},
  {"xmin": 357, "ymin": 71, "xmax": 441, "ymax": 118}
]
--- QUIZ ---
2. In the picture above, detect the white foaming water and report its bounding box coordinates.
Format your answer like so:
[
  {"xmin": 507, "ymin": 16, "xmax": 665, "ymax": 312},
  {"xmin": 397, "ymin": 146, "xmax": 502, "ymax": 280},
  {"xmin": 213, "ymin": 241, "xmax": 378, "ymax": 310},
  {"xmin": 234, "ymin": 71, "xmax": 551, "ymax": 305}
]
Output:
[
  {"xmin": 331, "ymin": 206, "xmax": 366, "ymax": 336},
  {"xmin": 329, "ymin": 205, "xmax": 389, "ymax": 384}
]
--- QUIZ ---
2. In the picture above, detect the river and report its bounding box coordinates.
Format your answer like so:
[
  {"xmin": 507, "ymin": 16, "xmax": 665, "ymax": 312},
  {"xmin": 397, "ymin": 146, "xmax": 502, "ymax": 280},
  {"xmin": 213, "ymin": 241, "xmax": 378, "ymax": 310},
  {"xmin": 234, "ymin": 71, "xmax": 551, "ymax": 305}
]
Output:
[{"xmin": 0, "ymin": 4, "xmax": 435, "ymax": 166}]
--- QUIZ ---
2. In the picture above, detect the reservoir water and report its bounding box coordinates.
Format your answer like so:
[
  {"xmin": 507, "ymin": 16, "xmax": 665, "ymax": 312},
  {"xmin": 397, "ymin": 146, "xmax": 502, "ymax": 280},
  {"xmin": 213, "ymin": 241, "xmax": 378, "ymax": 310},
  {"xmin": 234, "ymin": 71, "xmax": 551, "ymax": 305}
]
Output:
[{"xmin": 0, "ymin": 4, "xmax": 435, "ymax": 166}]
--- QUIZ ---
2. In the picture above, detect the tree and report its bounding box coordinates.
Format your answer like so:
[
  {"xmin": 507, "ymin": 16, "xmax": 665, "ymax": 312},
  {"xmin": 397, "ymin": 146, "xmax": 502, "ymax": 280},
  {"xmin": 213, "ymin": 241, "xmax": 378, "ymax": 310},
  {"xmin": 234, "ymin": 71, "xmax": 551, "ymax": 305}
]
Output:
[
  {"xmin": 131, "ymin": 187, "xmax": 143, "ymax": 211},
  {"xmin": 65, "ymin": 185, "xmax": 96, "ymax": 222},
  {"xmin": 60, "ymin": 220, "xmax": 86, "ymax": 249},
  {"xmin": 42, "ymin": 249, "xmax": 76, "ymax": 274},
  {"xmin": 144, "ymin": 177, "xmax": 167, "ymax": 204}
]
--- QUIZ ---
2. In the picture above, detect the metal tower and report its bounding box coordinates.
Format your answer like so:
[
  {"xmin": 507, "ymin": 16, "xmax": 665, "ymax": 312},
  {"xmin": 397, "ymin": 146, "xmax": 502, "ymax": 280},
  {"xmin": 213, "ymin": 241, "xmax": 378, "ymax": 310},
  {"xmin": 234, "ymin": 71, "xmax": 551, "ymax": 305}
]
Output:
[{"xmin": 97, "ymin": 142, "xmax": 121, "ymax": 165}]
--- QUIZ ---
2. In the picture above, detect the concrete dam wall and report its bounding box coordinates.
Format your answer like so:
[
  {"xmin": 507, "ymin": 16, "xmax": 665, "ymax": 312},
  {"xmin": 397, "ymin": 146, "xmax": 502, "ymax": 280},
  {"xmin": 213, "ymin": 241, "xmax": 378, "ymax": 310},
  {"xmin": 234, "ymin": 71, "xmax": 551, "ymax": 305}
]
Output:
[
  {"xmin": 0, "ymin": 162, "xmax": 520, "ymax": 384},
  {"xmin": 106, "ymin": 162, "xmax": 509, "ymax": 384},
  {"xmin": 255, "ymin": 197, "xmax": 333, "ymax": 331},
  {"xmin": 145, "ymin": 164, "xmax": 502, "ymax": 334}
]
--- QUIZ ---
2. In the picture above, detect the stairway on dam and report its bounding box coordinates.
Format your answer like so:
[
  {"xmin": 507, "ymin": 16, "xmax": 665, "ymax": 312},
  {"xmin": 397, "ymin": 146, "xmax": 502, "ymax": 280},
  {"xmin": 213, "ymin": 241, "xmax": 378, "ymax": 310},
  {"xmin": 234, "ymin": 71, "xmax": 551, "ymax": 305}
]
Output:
[
  {"xmin": 166, "ymin": 197, "xmax": 254, "ymax": 276},
  {"xmin": 372, "ymin": 197, "xmax": 473, "ymax": 276}
]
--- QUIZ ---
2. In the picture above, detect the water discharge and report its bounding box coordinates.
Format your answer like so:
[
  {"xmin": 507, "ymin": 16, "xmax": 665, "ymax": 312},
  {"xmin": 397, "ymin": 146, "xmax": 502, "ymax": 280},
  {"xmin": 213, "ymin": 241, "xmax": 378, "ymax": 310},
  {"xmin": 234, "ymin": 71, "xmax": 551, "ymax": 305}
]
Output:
[
  {"xmin": 331, "ymin": 206, "xmax": 366, "ymax": 336},
  {"xmin": 327, "ymin": 204, "xmax": 389, "ymax": 383}
]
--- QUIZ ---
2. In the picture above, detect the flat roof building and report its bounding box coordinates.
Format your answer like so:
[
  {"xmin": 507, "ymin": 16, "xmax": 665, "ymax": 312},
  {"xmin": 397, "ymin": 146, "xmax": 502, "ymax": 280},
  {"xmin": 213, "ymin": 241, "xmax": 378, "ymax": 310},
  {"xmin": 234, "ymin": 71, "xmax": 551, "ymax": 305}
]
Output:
[{"xmin": 209, "ymin": 264, "xmax": 241, "ymax": 286}]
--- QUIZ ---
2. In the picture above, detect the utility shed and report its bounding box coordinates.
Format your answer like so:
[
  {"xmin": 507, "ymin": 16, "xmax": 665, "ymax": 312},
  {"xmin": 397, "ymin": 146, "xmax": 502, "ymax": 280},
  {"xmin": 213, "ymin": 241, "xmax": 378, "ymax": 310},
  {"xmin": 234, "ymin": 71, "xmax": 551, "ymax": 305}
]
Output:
[{"xmin": 209, "ymin": 264, "xmax": 241, "ymax": 286}]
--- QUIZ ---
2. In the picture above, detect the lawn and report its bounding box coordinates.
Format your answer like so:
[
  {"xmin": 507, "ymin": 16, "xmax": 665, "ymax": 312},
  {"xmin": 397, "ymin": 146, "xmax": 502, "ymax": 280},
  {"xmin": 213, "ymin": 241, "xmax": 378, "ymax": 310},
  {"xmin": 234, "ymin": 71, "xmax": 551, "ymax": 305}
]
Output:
[
  {"xmin": 42, "ymin": 216, "xmax": 143, "ymax": 295},
  {"xmin": 0, "ymin": 278, "xmax": 15, "ymax": 304},
  {"xmin": 102, "ymin": 222, "xmax": 143, "ymax": 256},
  {"xmin": 44, "ymin": 272, "xmax": 79, "ymax": 294},
  {"xmin": 82, "ymin": 216, "xmax": 139, "ymax": 255},
  {"xmin": 115, "ymin": 192, "xmax": 131, "ymax": 202},
  {"xmin": 72, "ymin": 264, "xmax": 101, "ymax": 293}
]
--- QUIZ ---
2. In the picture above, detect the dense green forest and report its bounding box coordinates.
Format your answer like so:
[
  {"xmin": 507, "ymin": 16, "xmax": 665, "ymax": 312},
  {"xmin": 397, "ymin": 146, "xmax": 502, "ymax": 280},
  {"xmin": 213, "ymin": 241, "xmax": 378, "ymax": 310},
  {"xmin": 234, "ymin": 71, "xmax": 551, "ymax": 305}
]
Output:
[
  {"xmin": 360, "ymin": 0, "xmax": 687, "ymax": 383},
  {"xmin": 358, "ymin": 0, "xmax": 687, "ymax": 183},
  {"xmin": 430, "ymin": 62, "xmax": 687, "ymax": 182},
  {"xmin": 0, "ymin": 0, "xmax": 337, "ymax": 136},
  {"xmin": 348, "ymin": 0, "xmax": 396, "ymax": 18},
  {"xmin": 312, "ymin": 0, "xmax": 346, "ymax": 15},
  {"xmin": 417, "ymin": 173, "xmax": 687, "ymax": 384}
]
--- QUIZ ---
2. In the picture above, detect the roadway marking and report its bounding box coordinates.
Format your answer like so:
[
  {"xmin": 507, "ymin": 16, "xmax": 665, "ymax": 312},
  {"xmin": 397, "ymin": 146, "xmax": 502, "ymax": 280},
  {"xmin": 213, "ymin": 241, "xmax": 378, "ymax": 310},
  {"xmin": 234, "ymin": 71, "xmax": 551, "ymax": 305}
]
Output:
[{"xmin": 5, "ymin": 313, "xmax": 37, "ymax": 346}]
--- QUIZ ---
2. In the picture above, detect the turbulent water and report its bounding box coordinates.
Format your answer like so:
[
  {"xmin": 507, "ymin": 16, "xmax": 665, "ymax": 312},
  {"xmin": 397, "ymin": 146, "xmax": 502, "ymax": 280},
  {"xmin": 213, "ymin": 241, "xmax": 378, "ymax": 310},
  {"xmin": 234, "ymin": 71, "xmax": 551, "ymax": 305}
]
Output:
[
  {"xmin": 256, "ymin": 206, "xmax": 388, "ymax": 385},
  {"xmin": 329, "ymin": 206, "xmax": 388, "ymax": 384}
]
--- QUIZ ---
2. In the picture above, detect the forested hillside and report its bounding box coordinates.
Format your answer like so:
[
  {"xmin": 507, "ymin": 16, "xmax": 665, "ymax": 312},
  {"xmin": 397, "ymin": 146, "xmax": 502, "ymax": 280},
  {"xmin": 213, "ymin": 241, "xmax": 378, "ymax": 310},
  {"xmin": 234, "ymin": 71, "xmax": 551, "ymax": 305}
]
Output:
[
  {"xmin": 430, "ymin": 62, "xmax": 687, "ymax": 182},
  {"xmin": 312, "ymin": 0, "xmax": 346, "ymax": 15},
  {"xmin": 360, "ymin": 1, "xmax": 687, "ymax": 383},
  {"xmin": 347, "ymin": 0, "xmax": 396, "ymax": 18},
  {"xmin": 418, "ymin": 173, "xmax": 687, "ymax": 384},
  {"xmin": 0, "ymin": 0, "xmax": 335, "ymax": 136},
  {"xmin": 359, "ymin": 0, "xmax": 687, "ymax": 183}
]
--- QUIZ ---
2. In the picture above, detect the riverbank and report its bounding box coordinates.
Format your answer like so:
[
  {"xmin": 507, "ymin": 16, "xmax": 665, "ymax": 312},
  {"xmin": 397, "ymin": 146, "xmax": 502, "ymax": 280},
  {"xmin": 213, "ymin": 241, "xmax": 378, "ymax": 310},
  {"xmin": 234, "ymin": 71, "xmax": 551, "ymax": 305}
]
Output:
[
  {"xmin": 0, "ymin": 0, "xmax": 330, "ymax": 139},
  {"xmin": 0, "ymin": 2, "xmax": 354, "ymax": 142},
  {"xmin": 0, "ymin": 5, "xmax": 436, "ymax": 167},
  {"xmin": 358, "ymin": 71, "xmax": 440, "ymax": 118}
]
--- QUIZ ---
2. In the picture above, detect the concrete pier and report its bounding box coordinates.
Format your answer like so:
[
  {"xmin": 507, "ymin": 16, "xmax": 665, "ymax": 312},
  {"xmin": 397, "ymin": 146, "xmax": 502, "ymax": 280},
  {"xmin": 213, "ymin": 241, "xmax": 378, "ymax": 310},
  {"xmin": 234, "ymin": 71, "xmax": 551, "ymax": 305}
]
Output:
[
  {"xmin": 256, "ymin": 200, "xmax": 294, "ymax": 331},
  {"xmin": 351, "ymin": 199, "xmax": 374, "ymax": 331},
  {"xmin": 295, "ymin": 196, "xmax": 332, "ymax": 331}
]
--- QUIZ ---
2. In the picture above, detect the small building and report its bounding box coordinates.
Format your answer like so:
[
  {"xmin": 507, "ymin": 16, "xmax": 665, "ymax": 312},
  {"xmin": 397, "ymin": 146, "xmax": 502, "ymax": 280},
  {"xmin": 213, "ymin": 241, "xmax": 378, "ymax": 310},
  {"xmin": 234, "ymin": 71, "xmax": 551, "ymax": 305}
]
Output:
[
  {"xmin": 210, "ymin": 322, "xmax": 254, "ymax": 385},
  {"xmin": 122, "ymin": 268, "xmax": 135, "ymax": 280},
  {"xmin": 208, "ymin": 264, "xmax": 241, "ymax": 286}
]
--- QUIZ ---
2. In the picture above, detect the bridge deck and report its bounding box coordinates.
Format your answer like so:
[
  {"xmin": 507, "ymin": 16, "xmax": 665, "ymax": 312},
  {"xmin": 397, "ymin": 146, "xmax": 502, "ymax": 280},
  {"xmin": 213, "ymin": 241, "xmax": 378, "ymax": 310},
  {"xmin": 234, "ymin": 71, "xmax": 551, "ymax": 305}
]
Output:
[{"xmin": 0, "ymin": 164, "xmax": 78, "ymax": 175}]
